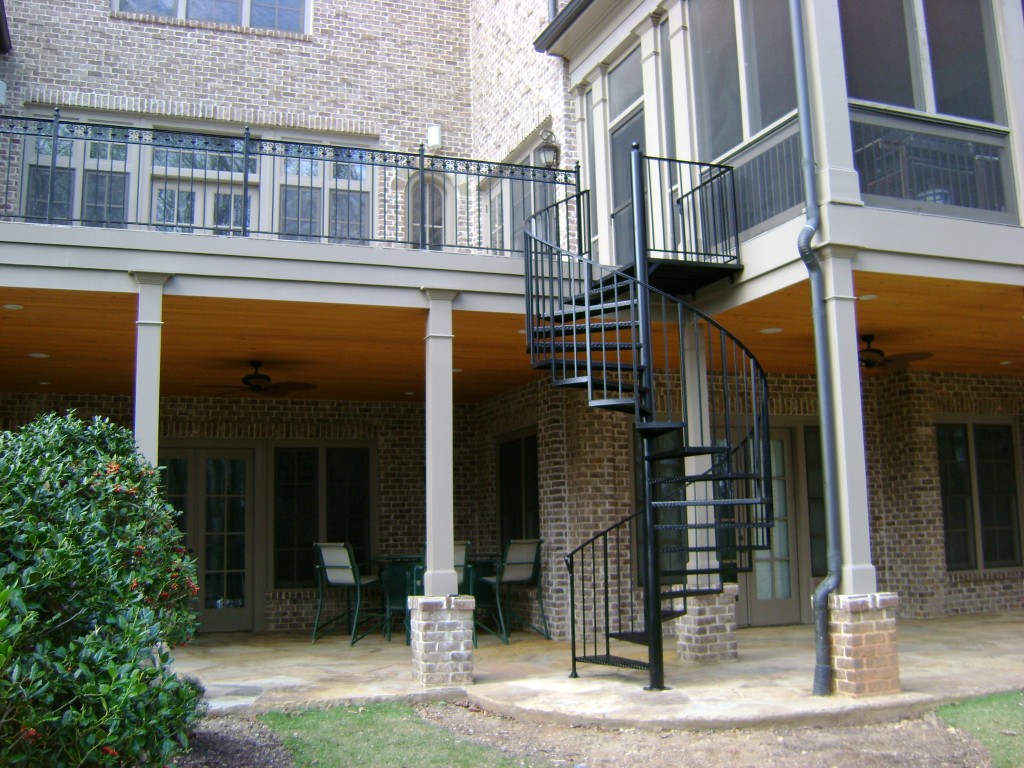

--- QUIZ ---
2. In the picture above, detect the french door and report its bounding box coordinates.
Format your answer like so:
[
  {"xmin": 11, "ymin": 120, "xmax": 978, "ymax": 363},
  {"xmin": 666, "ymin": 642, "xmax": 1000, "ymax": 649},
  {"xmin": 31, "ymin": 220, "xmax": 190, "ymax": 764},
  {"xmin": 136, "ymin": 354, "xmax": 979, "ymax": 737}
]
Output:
[
  {"xmin": 738, "ymin": 430, "xmax": 803, "ymax": 626},
  {"xmin": 162, "ymin": 449, "xmax": 255, "ymax": 632}
]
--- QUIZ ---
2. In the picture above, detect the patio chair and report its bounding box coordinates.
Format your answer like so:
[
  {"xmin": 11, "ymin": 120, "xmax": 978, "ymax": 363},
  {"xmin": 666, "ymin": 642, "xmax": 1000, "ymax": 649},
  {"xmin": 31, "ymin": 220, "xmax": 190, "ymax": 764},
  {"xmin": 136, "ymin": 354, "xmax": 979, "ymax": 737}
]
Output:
[
  {"xmin": 312, "ymin": 542, "xmax": 384, "ymax": 645},
  {"xmin": 475, "ymin": 538, "xmax": 550, "ymax": 644},
  {"xmin": 380, "ymin": 558, "xmax": 422, "ymax": 644}
]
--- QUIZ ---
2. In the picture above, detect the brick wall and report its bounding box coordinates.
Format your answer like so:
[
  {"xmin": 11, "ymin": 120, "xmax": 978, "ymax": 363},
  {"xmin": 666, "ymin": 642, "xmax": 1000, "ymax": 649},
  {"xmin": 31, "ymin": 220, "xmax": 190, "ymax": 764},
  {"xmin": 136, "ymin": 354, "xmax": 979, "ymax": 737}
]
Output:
[
  {"xmin": 0, "ymin": 0, "xmax": 474, "ymax": 153},
  {"xmin": 2, "ymin": 366, "xmax": 1018, "ymax": 633},
  {"xmin": 469, "ymin": 0, "xmax": 574, "ymax": 163}
]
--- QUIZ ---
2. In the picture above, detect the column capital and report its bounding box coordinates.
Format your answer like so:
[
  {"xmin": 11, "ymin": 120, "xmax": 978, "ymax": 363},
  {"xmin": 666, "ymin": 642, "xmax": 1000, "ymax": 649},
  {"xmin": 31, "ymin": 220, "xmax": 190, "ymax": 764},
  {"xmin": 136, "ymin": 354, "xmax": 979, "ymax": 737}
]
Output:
[
  {"xmin": 420, "ymin": 287, "xmax": 459, "ymax": 303},
  {"xmin": 130, "ymin": 272, "xmax": 172, "ymax": 287}
]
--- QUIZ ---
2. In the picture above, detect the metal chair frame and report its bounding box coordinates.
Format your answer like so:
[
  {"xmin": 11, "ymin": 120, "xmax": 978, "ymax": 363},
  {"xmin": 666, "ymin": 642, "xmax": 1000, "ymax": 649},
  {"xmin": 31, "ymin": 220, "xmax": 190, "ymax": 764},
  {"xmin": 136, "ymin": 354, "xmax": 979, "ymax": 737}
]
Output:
[
  {"xmin": 475, "ymin": 538, "xmax": 550, "ymax": 644},
  {"xmin": 312, "ymin": 542, "xmax": 384, "ymax": 645}
]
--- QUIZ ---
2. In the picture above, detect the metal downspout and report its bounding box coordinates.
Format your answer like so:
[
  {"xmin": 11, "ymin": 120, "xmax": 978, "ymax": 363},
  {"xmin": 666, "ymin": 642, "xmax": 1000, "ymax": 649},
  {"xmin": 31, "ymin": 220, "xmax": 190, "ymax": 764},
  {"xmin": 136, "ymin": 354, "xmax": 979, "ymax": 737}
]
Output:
[{"xmin": 789, "ymin": 0, "xmax": 843, "ymax": 696}]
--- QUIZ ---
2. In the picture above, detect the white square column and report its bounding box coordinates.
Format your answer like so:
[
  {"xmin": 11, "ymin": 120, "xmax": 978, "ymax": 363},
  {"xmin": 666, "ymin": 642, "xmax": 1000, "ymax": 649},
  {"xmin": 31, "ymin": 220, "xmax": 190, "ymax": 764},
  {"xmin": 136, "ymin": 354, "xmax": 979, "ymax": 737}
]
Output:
[
  {"xmin": 422, "ymin": 288, "xmax": 459, "ymax": 597},
  {"xmin": 131, "ymin": 272, "xmax": 170, "ymax": 464},
  {"xmin": 820, "ymin": 253, "xmax": 877, "ymax": 595}
]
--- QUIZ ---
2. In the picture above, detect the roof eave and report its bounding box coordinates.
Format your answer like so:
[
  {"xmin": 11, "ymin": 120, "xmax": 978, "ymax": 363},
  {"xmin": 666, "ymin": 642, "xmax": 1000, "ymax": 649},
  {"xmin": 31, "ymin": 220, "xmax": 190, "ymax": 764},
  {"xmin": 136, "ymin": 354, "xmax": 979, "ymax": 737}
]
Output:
[{"xmin": 534, "ymin": 0, "xmax": 596, "ymax": 54}]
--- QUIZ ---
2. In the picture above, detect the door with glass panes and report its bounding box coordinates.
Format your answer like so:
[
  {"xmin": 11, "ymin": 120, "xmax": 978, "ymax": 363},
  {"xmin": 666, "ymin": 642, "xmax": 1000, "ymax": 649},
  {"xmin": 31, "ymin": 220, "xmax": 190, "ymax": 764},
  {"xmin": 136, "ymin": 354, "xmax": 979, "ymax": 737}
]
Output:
[
  {"xmin": 737, "ymin": 429, "xmax": 802, "ymax": 626},
  {"xmin": 162, "ymin": 450, "xmax": 254, "ymax": 632}
]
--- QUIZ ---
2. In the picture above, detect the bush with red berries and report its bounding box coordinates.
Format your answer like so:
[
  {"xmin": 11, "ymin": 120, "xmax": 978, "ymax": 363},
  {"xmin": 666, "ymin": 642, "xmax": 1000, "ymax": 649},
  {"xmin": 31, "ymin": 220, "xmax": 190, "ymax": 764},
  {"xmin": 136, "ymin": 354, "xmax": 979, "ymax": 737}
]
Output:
[{"xmin": 0, "ymin": 412, "xmax": 205, "ymax": 766}]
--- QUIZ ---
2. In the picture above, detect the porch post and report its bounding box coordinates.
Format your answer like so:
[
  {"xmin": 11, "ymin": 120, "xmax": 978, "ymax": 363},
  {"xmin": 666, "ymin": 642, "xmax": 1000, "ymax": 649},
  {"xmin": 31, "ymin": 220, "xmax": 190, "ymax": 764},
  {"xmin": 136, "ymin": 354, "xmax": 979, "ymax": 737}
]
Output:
[
  {"xmin": 820, "ymin": 252, "xmax": 877, "ymax": 594},
  {"xmin": 131, "ymin": 272, "xmax": 170, "ymax": 464},
  {"xmin": 421, "ymin": 288, "xmax": 459, "ymax": 596}
]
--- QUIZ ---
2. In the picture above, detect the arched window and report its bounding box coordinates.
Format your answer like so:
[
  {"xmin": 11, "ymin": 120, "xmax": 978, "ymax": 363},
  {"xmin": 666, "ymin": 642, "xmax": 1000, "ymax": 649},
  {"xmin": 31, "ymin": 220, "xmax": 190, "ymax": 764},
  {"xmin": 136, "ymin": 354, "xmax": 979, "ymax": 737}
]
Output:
[{"xmin": 409, "ymin": 176, "xmax": 446, "ymax": 250}]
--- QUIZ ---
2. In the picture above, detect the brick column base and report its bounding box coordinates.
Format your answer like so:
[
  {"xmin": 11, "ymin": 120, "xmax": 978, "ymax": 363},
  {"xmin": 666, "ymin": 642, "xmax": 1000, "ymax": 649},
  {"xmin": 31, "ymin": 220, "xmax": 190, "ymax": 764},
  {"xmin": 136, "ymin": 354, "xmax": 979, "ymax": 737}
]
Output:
[
  {"xmin": 829, "ymin": 592, "xmax": 900, "ymax": 696},
  {"xmin": 409, "ymin": 595, "xmax": 475, "ymax": 687},
  {"xmin": 676, "ymin": 583, "xmax": 739, "ymax": 664}
]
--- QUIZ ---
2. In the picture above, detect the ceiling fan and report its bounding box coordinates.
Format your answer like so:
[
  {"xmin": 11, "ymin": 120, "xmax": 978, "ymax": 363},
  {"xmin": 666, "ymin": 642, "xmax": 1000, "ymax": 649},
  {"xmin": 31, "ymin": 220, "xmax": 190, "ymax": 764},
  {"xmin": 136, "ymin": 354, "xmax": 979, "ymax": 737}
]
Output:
[
  {"xmin": 205, "ymin": 360, "xmax": 316, "ymax": 396},
  {"xmin": 858, "ymin": 335, "xmax": 932, "ymax": 370}
]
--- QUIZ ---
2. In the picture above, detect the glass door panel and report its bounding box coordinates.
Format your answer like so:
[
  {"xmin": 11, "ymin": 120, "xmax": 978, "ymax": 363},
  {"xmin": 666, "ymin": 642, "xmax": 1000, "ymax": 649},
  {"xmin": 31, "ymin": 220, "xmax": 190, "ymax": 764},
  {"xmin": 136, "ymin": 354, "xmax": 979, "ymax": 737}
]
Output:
[
  {"xmin": 742, "ymin": 431, "xmax": 802, "ymax": 626},
  {"xmin": 199, "ymin": 453, "xmax": 253, "ymax": 630}
]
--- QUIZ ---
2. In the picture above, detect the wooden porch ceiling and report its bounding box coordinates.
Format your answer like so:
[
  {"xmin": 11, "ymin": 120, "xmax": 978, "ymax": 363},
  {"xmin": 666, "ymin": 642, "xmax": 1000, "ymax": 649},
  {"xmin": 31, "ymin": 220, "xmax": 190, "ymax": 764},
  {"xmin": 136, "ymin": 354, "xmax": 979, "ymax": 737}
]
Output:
[
  {"xmin": 0, "ymin": 272, "xmax": 1019, "ymax": 409},
  {"xmin": 714, "ymin": 272, "xmax": 1024, "ymax": 378},
  {"xmin": 0, "ymin": 290, "xmax": 543, "ymax": 403}
]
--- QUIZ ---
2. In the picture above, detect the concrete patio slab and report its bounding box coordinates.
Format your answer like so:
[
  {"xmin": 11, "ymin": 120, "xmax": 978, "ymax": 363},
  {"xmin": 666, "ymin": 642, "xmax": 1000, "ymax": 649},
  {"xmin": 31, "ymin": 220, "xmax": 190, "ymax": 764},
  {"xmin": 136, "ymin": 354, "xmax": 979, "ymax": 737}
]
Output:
[{"xmin": 170, "ymin": 610, "xmax": 1024, "ymax": 730}]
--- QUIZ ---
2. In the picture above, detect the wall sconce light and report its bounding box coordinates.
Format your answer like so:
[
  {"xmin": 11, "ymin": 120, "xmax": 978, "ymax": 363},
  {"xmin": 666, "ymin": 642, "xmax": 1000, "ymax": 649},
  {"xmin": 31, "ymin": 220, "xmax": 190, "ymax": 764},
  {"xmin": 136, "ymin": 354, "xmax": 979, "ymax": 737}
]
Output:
[
  {"xmin": 425, "ymin": 124, "xmax": 443, "ymax": 151},
  {"xmin": 537, "ymin": 130, "xmax": 560, "ymax": 168}
]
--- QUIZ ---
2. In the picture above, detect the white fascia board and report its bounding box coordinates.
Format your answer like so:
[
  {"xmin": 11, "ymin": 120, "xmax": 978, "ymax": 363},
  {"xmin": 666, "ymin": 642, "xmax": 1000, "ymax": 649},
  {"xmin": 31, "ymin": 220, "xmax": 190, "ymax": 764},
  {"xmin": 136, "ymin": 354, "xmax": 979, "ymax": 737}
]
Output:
[
  {"xmin": 0, "ymin": 223, "xmax": 528, "ymax": 312},
  {"xmin": 826, "ymin": 204, "xmax": 1024, "ymax": 275}
]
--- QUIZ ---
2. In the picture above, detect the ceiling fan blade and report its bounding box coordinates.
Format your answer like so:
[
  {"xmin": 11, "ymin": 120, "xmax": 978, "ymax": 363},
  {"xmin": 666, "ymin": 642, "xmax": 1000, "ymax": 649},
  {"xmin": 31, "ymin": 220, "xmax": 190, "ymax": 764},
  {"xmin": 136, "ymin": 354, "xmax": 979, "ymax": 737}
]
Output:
[
  {"xmin": 268, "ymin": 381, "xmax": 317, "ymax": 394},
  {"xmin": 883, "ymin": 351, "xmax": 933, "ymax": 369}
]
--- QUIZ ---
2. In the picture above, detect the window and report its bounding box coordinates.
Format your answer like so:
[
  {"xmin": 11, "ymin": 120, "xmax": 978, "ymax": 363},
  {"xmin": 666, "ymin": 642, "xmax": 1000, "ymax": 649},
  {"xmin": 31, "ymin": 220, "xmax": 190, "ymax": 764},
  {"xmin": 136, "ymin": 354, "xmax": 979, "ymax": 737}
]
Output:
[
  {"xmin": 838, "ymin": 0, "xmax": 1003, "ymax": 124},
  {"xmin": 498, "ymin": 433, "xmax": 539, "ymax": 543},
  {"xmin": 24, "ymin": 125, "xmax": 133, "ymax": 226},
  {"xmin": 116, "ymin": 0, "xmax": 306, "ymax": 33},
  {"xmin": 607, "ymin": 46, "xmax": 644, "ymax": 266},
  {"xmin": 937, "ymin": 423, "xmax": 1021, "ymax": 571},
  {"xmin": 280, "ymin": 152, "xmax": 372, "ymax": 243},
  {"xmin": 689, "ymin": 0, "xmax": 796, "ymax": 161},
  {"xmin": 328, "ymin": 190, "xmax": 369, "ymax": 243},
  {"xmin": 153, "ymin": 186, "xmax": 195, "ymax": 232},
  {"xmin": 26, "ymin": 166, "xmax": 74, "ymax": 224},
  {"xmin": 409, "ymin": 177, "xmax": 446, "ymax": 249},
  {"xmin": 280, "ymin": 186, "xmax": 321, "ymax": 241},
  {"xmin": 273, "ymin": 446, "xmax": 372, "ymax": 588}
]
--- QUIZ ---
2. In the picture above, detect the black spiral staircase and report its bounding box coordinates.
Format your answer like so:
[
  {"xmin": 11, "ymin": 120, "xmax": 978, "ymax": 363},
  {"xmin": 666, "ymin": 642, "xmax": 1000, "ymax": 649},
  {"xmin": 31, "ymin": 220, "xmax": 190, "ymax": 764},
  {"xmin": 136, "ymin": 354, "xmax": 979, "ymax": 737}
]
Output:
[{"xmin": 524, "ymin": 146, "xmax": 773, "ymax": 690}]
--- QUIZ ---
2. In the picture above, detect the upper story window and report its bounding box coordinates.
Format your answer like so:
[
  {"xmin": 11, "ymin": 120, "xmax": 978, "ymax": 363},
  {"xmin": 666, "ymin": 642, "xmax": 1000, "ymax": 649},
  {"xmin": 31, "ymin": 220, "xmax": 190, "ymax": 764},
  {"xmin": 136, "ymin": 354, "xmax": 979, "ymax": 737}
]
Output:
[
  {"xmin": 116, "ymin": 0, "xmax": 306, "ymax": 34},
  {"xmin": 838, "ymin": 0, "xmax": 1004, "ymax": 125},
  {"xmin": 689, "ymin": 0, "xmax": 796, "ymax": 161}
]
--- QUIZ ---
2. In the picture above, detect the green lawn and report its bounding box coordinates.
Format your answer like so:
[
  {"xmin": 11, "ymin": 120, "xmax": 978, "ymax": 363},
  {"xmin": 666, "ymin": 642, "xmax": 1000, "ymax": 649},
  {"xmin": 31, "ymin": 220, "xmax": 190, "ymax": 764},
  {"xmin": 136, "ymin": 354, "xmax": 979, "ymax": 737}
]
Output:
[
  {"xmin": 261, "ymin": 702, "xmax": 553, "ymax": 768},
  {"xmin": 937, "ymin": 690, "xmax": 1024, "ymax": 768}
]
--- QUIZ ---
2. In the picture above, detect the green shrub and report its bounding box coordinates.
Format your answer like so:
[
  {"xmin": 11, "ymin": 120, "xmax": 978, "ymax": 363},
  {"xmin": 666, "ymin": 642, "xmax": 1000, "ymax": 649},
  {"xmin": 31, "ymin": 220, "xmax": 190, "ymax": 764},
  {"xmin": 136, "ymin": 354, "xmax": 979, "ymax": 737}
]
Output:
[{"xmin": 0, "ymin": 411, "xmax": 205, "ymax": 766}]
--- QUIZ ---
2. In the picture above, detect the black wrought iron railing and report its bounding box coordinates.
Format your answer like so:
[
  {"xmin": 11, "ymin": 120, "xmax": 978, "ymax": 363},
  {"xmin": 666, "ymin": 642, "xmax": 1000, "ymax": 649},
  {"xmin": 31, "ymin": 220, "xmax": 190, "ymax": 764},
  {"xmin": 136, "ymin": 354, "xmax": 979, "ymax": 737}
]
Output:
[
  {"xmin": 0, "ymin": 111, "xmax": 579, "ymax": 255},
  {"xmin": 642, "ymin": 154, "xmax": 740, "ymax": 266}
]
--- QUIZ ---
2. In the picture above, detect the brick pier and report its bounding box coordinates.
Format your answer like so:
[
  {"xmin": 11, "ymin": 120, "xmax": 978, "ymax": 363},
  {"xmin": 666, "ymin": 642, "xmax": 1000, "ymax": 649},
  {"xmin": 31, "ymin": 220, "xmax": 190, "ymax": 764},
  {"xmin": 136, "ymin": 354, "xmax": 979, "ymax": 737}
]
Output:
[
  {"xmin": 828, "ymin": 592, "xmax": 900, "ymax": 696},
  {"xmin": 409, "ymin": 595, "xmax": 475, "ymax": 687}
]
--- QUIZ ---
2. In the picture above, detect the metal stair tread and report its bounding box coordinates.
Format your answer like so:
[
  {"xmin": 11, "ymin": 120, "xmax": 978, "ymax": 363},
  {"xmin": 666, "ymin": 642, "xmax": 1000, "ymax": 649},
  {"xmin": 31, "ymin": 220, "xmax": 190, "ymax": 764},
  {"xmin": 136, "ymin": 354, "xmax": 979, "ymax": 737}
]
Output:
[
  {"xmin": 573, "ymin": 653, "xmax": 649, "ymax": 672},
  {"xmin": 646, "ymin": 444, "xmax": 729, "ymax": 461}
]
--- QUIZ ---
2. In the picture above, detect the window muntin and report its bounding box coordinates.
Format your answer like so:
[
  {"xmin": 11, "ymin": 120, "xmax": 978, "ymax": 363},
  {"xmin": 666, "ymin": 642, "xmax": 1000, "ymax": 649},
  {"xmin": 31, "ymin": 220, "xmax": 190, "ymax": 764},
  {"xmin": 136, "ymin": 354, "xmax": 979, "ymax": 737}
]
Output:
[
  {"xmin": 280, "ymin": 186, "xmax": 321, "ymax": 241},
  {"xmin": 82, "ymin": 170, "xmax": 128, "ymax": 228},
  {"xmin": 838, "ymin": 0, "xmax": 1003, "ymax": 124},
  {"xmin": 26, "ymin": 166, "xmax": 74, "ymax": 224},
  {"xmin": 153, "ymin": 186, "xmax": 196, "ymax": 232},
  {"xmin": 409, "ymin": 178, "xmax": 446, "ymax": 249},
  {"xmin": 116, "ymin": 0, "xmax": 306, "ymax": 33},
  {"xmin": 937, "ymin": 423, "xmax": 1021, "ymax": 571},
  {"xmin": 328, "ymin": 189, "xmax": 369, "ymax": 242},
  {"xmin": 151, "ymin": 180, "xmax": 253, "ymax": 234}
]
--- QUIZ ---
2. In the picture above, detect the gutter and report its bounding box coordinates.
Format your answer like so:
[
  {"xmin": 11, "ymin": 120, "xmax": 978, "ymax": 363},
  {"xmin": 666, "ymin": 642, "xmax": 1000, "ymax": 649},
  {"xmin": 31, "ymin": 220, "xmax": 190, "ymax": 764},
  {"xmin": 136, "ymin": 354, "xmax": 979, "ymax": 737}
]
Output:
[
  {"xmin": 534, "ymin": 0, "xmax": 595, "ymax": 53},
  {"xmin": 789, "ymin": 0, "xmax": 842, "ymax": 696}
]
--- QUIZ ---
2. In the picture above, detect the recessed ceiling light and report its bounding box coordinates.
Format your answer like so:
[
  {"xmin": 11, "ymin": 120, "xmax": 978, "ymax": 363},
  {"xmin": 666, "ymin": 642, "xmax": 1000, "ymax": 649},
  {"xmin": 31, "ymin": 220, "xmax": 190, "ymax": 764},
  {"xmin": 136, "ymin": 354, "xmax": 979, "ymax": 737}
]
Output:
[
  {"xmin": 759, "ymin": 327, "xmax": 783, "ymax": 334},
  {"xmin": 38, "ymin": 381, "xmax": 50, "ymax": 386},
  {"xmin": 452, "ymin": 368, "xmax": 463, "ymax": 373},
  {"xmin": 27, "ymin": 352, "xmax": 50, "ymax": 359},
  {"xmin": 403, "ymin": 391, "xmax": 414, "ymax": 396},
  {"xmin": 999, "ymin": 361, "xmax": 1013, "ymax": 366},
  {"xmin": 3, "ymin": 304, "xmax": 23, "ymax": 310},
  {"xmin": 858, "ymin": 294, "xmax": 877, "ymax": 301}
]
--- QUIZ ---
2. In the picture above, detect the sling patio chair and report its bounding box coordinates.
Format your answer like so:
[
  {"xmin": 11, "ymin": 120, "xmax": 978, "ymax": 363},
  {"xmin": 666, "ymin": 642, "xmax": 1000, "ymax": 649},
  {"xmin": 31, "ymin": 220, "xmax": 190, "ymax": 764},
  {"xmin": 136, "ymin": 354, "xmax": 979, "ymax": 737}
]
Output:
[
  {"xmin": 312, "ymin": 542, "xmax": 385, "ymax": 645},
  {"xmin": 474, "ymin": 538, "xmax": 550, "ymax": 644}
]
